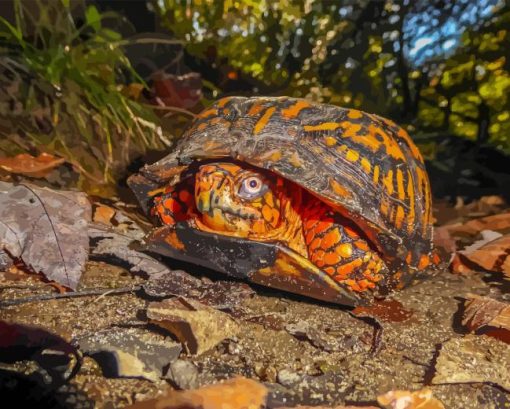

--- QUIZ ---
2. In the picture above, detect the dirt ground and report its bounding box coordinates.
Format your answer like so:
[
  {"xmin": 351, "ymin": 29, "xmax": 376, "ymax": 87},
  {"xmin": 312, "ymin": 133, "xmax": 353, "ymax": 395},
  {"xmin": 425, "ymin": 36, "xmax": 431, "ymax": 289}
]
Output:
[{"xmin": 1, "ymin": 229, "xmax": 509, "ymax": 409}]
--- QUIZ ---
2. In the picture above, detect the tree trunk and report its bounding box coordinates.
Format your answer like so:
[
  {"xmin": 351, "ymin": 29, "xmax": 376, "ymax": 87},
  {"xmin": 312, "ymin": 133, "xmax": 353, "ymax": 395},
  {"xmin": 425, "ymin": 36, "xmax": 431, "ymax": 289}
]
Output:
[{"xmin": 477, "ymin": 101, "xmax": 490, "ymax": 145}]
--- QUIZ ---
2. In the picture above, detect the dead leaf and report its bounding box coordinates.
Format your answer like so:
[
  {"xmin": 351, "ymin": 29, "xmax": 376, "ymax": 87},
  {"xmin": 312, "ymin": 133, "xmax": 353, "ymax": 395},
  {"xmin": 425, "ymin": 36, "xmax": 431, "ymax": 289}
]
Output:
[
  {"xmin": 377, "ymin": 389, "xmax": 445, "ymax": 409},
  {"xmin": 0, "ymin": 152, "xmax": 65, "ymax": 178},
  {"xmin": 147, "ymin": 297, "xmax": 240, "ymax": 355},
  {"xmin": 144, "ymin": 270, "xmax": 255, "ymax": 311},
  {"xmin": 432, "ymin": 335, "xmax": 510, "ymax": 392},
  {"xmin": 0, "ymin": 182, "xmax": 91, "ymax": 289},
  {"xmin": 462, "ymin": 294, "xmax": 510, "ymax": 342},
  {"xmin": 462, "ymin": 234, "xmax": 510, "ymax": 279},
  {"xmin": 76, "ymin": 327, "xmax": 181, "ymax": 382},
  {"xmin": 125, "ymin": 376, "xmax": 267, "ymax": 409},
  {"xmin": 93, "ymin": 205, "xmax": 116, "ymax": 225},
  {"xmin": 353, "ymin": 299, "xmax": 413, "ymax": 323},
  {"xmin": 88, "ymin": 224, "xmax": 170, "ymax": 277},
  {"xmin": 444, "ymin": 212, "xmax": 510, "ymax": 238}
]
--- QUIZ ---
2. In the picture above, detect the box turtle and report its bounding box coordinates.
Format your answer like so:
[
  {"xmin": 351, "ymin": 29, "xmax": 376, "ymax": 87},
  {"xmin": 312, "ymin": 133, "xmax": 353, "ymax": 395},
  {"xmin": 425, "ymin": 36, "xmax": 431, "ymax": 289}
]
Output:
[{"xmin": 128, "ymin": 96, "xmax": 441, "ymax": 306}]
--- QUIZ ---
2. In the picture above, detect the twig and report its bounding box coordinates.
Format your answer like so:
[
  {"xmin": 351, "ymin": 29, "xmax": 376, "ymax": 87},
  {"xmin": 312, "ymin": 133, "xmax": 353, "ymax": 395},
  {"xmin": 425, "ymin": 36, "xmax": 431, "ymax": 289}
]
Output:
[
  {"xmin": 0, "ymin": 285, "xmax": 142, "ymax": 308},
  {"xmin": 142, "ymin": 102, "xmax": 197, "ymax": 118}
]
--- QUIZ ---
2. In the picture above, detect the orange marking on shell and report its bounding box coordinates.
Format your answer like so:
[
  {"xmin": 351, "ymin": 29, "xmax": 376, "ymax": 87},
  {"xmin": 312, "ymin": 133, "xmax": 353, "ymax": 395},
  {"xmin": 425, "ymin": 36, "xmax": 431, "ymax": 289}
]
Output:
[
  {"xmin": 337, "ymin": 243, "xmax": 353, "ymax": 258},
  {"xmin": 254, "ymin": 106, "xmax": 276, "ymax": 135},
  {"xmin": 397, "ymin": 128, "xmax": 424, "ymax": 162},
  {"xmin": 165, "ymin": 229, "xmax": 185, "ymax": 250},
  {"xmin": 380, "ymin": 200, "xmax": 389, "ymax": 216},
  {"xmin": 324, "ymin": 251, "xmax": 342, "ymax": 266},
  {"xmin": 197, "ymin": 122, "xmax": 208, "ymax": 131},
  {"xmin": 432, "ymin": 251, "xmax": 442, "ymax": 265},
  {"xmin": 288, "ymin": 152, "xmax": 304, "ymax": 168},
  {"xmin": 418, "ymin": 254, "xmax": 430, "ymax": 269},
  {"xmin": 396, "ymin": 168, "xmax": 406, "ymax": 200},
  {"xmin": 407, "ymin": 170, "xmax": 415, "ymax": 233},
  {"xmin": 281, "ymin": 100, "xmax": 311, "ymax": 118},
  {"xmin": 324, "ymin": 136, "xmax": 337, "ymax": 146},
  {"xmin": 248, "ymin": 103, "xmax": 265, "ymax": 116},
  {"xmin": 198, "ymin": 108, "xmax": 218, "ymax": 119},
  {"xmin": 347, "ymin": 110, "xmax": 363, "ymax": 119},
  {"xmin": 406, "ymin": 251, "xmax": 412, "ymax": 264},
  {"xmin": 373, "ymin": 165, "xmax": 380, "ymax": 184},
  {"xmin": 382, "ymin": 169, "xmax": 394, "ymax": 195},
  {"xmin": 330, "ymin": 179, "xmax": 352, "ymax": 199},
  {"xmin": 340, "ymin": 122, "xmax": 362, "ymax": 138},
  {"xmin": 395, "ymin": 205, "xmax": 406, "ymax": 229},
  {"xmin": 360, "ymin": 157, "xmax": 371, "ymax": 173},
  {"xmin": 345, "ymin": 149, "xmax": 359, "ymax": 162},
  {"xmin": 321, "ymin": 228, "xmax": 342, "ymax": 249},
  {"xmin": 217, "ymin": 97, "xmax": 232, "ymax": 107},
  {"xmin": 304, "ymin": 122, "xmax": 341, "ymax": 132}
]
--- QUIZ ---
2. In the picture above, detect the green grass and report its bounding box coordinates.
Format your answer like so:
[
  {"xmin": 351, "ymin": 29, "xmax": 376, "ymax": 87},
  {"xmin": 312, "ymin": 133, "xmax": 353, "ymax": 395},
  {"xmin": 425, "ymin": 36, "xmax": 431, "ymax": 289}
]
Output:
[{"xmin": 0, "ymin": 0, "xmax": 174, "ymax": 193}]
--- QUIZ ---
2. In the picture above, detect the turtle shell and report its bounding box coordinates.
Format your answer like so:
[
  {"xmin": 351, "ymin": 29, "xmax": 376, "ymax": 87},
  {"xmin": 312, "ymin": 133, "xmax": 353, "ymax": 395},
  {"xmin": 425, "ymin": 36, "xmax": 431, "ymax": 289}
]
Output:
[{"xmin": 129, "ymin": 96, "xmax": 437, "ymax": 302}]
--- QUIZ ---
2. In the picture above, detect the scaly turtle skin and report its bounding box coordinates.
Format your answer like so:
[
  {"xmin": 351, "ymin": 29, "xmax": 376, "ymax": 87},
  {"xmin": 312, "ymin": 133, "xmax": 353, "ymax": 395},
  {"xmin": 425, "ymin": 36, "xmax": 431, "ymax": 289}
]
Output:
[{"xmin": 128, "ymin": 96, "xmax": 441, "ymax": 306}]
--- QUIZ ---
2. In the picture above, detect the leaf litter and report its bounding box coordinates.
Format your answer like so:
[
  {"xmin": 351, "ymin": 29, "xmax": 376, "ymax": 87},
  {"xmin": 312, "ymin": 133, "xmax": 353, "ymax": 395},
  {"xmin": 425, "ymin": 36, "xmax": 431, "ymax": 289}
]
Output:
[
  {"xmin": 1, "ymin": 190, "xmax": 510, "ymax": 407},
  {"xmin": 0, "ymin": 181, "xmax": 90, "ymax": 289}
]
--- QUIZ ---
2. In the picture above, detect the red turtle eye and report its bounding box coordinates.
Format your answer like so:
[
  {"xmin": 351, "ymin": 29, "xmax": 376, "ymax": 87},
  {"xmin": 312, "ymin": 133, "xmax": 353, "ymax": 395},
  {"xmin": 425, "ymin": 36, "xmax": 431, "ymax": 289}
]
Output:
[{"xmin": 238, "ymin": 176, "xmax": 266, "ymax": 199}]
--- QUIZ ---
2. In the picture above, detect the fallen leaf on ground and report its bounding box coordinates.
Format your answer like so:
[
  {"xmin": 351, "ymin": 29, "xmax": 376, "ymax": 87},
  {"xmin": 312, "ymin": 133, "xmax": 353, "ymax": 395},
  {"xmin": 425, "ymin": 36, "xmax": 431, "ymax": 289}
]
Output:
[
  {"xmin": 144, "ymin": 270, "xmax": 255, "ymax": 311},
  {"xmin": 353, "ymin": 299, "xmax": 413, "ymax": 323},
  {"xmin": 432, "ymin": 335, "xmax": 510, "ymax": 392},
  {"xmin": 377, "ymin": 389, "xmax": 445, "ymax": 409},
  {"xmin": 147, "ymin": 297, "xmax": 240, "ymax": 355},
  {"xmin": 462, "ymin": 294, "xmax": 510, "ymax": 343},
  {"xmin": 0, "ymin": 182, "xmax": 91, "ymax": 289},
  {"xmin": 93, "ymin": 205, "xmax": 116, "ymax": 225},
  {"xmin": 0, "ymin": 152, "xmax": 65, "ymax": 178},
  {"xmin": 125, "ymin": 376, "xmax": 267, "ymax": 409},
  {"xmin": 461, "ymin": 234, "xmax": 510, "ymax": 279},
  {"xmin": 76, "ymin": 327, "xmax": 181, "ymax": 382},
  {"xmin": 88, "ymin": 224, "xmax": 170, "ymax": 277},
  {"xmin": 443, "ymin": 212, "xmax": 510, "ymax": 239}
]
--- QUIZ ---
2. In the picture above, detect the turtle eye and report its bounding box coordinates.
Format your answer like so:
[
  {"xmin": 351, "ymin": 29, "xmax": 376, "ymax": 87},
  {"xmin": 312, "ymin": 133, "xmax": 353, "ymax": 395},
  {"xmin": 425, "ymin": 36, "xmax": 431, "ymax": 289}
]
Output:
[{"xmin": 238, "ymin": 176, "xmax": 266, "ymax": 199}]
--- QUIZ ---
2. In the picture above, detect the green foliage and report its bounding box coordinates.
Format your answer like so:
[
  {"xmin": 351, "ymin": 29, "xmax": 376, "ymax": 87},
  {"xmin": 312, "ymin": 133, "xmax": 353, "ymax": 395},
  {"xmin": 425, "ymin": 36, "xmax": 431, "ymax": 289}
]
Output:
[
  {"xmin": 158, "ymin": 0, "xmax": 510, "ymax": 153},
  {"xmin": 0, "ymin": 0, "xmax": 167, "ymax": 192}
]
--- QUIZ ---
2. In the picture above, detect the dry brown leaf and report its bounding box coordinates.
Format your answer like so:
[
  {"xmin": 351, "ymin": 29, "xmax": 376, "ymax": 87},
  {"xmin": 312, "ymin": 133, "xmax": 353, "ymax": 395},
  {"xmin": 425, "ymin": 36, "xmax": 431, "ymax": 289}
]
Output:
[
  {"xmin": 0, "ymin": 182, "xmax": 91, "ymax": 289},
  {"xmin": 278, "ymin": 405, "xmax": 377, "ymax": 409},
  {"xmin": 125, "ymin": 376, "xmax": 267, "ymax": 409},
  {"xmin": 93, "ymin": 205, "xmax": 116, "ymax": 225},
  {"xmin": 445, "ymin": 212, "xmax": 510, "ymax": 237},
  {"xmin": 377, "ymin": 389, "xmax": 445, "ymax": 409},
  {"xmin": 432, "ymin": 335, "xmax": 510, "ymax": 392},
  {"xmin": 0, "ymin": 152, "xmax": 65, "ymax": 178},
  {"xmin": 463, "ymin": 294, "xmax": 510, "ymax": 334},
  {"xmin": 147, "ymin": 297, "xmax": 240, "ymax": 355},
  {"xmin": 462, "ymin": 234, "xmax": 510, "ymax": 279}
]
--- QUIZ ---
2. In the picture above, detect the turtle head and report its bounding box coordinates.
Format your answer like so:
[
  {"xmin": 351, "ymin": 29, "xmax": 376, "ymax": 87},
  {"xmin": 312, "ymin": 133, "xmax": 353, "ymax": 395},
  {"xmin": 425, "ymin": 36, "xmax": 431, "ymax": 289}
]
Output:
[{"xmin": 194, "ymin": 162, "xmax": 282, "ymax": 237}]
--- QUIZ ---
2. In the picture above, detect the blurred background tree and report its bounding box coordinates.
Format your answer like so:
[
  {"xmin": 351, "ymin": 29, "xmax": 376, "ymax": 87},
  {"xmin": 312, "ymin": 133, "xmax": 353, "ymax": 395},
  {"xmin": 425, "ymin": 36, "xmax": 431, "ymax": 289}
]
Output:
[{"xmin": 0, "ymin": 0, "xmax": 508, "ymax": 198}]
